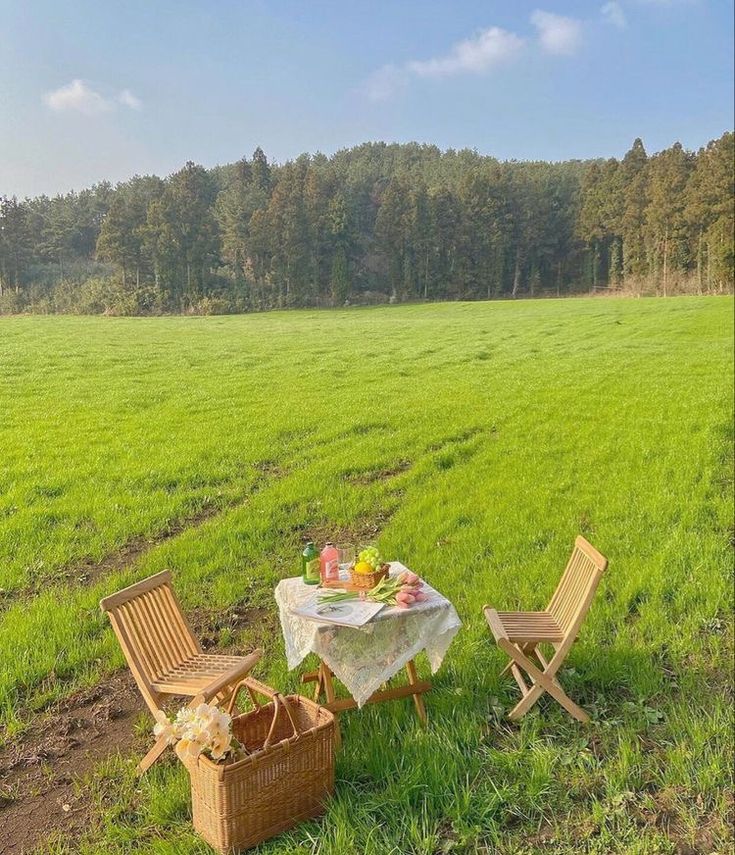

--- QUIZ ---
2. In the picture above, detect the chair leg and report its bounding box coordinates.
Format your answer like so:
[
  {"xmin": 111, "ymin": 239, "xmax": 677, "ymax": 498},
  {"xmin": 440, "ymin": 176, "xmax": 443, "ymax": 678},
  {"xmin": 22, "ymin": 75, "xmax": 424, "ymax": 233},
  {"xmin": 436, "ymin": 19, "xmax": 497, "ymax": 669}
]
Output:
[
  {"xmin": 499, "ymin": 640, "xmax": 590, "ymax": 723},
  {"xmin": 500, "ymin": 643, "xmax": 535, "ymax": 677},
  {"xmin": 509, "ymin": 681, "xmax": 589, "ymax": 723},
  {"xmin": 137, "ymin": 733, "xmax": 170, "ymax": 774},
  {"xmin": 138, "ymin": 690, "xmax": 229, "ymax": 775}
]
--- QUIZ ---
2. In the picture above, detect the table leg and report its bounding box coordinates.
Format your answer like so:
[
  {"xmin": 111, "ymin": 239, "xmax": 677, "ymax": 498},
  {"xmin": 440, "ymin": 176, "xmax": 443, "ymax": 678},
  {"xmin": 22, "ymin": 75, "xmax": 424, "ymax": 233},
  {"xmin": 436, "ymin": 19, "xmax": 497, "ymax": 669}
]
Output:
[
  {"xmin": 313, "ymin": 669, "xmax": 324, "ymax": 702},
  {"xmin": 405, "ymin": 659, "xmax": 428, "ymax": 726},
  {"xmin": 321, "ymin": 663, "xmax": 342, "ymax": 749},
  {"xmin": 304, "ymin": 660, "xmax": 429, "ymax": 738}
]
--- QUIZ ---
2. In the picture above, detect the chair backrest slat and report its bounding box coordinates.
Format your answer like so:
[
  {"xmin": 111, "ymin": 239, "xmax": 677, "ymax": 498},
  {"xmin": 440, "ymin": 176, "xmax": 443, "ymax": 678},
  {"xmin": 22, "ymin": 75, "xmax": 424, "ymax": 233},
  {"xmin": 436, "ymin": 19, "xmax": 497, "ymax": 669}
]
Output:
[
  {"xmin": 555, "ymin": 551, "xmax": 587, "ymax": 629},
  {"xmin": 157, "ymin": 584, "xmax": 203, "ymax": 658},
  {"xmin": 132, "ymin": 596, "xmax": 176, "ymax": 676},
  {"xmin": 100, "ymin": 570, "xmax": 200, "ymax": 692},
  {"xmin": 126, "ymin": 599, "xmax": 168, "ymax": 678},
  {"xmin": 547, "ymin": 536, "xmax": 608, "ymax": 637},
  {"xmin": 149, "ymin": 586, "xmax": 192, "ymax": 664}
]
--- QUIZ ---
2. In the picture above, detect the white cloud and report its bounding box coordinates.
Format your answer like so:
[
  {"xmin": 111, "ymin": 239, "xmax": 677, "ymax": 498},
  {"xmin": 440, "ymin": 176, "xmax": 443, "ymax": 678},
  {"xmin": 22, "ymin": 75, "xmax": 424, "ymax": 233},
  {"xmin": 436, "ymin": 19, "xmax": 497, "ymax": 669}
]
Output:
[
  {"xmin": 44, "ymin": 79, "xmax": 142, "ymax": 114},
  {"xmin": 601, "ymin": 1, "xmax": 627, "ymax": 28},
  {"xmin": 118, "ymin": 89, "xmax": 142, "ymax": 110},
  {"xmin": 364, "ymin": 27, "xmax": 524, "ymax": 101},
  {"xmin": 363, "ymin": 64, "xmax": 409, "ymax": 102},
  {"xmin": 407, "ymin": 27, "xmax": 525, "ymax": 78},
  {"xmin": 531, "ymin": 10, "xmax": 583, "ymax": 55},
  {"xmin": 44, "ymin": 79, "xmax": 113, "ymax": 115}
]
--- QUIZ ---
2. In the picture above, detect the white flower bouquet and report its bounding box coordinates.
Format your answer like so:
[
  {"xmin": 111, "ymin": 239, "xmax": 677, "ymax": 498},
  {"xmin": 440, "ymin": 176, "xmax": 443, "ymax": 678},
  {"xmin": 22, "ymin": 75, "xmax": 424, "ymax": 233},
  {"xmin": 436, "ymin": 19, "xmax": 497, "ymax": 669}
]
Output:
[{"xmin": 154, "ymin": 701, "xmax": 246, "ymax": 763}]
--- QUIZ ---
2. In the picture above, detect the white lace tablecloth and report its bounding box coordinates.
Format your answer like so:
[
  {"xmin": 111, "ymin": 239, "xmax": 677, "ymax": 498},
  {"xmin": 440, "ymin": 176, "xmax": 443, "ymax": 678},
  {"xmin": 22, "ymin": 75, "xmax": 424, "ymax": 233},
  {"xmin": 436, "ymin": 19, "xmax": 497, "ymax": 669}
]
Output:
[{"xmin": 275, "ymin": 562, "xmax": 462, "ymax": 707}]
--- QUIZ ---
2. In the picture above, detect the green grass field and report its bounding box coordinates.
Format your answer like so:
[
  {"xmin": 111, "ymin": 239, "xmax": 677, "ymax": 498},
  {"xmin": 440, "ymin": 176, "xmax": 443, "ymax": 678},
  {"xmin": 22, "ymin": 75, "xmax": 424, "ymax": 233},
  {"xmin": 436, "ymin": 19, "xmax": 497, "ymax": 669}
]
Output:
[{"xmin": 1, "ymin": 297, "xmax": 733, "ymax": 854}]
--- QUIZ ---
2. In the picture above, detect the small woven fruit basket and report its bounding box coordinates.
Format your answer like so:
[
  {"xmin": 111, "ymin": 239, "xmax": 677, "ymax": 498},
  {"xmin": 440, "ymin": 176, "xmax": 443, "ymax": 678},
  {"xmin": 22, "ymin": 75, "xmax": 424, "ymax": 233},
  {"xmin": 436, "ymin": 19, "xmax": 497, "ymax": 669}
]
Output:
[
  {"xmin": 178, "ymin": 678, "xmax": 335, "ymax": 854},
  {"xmin": 348, "ymin": 562, "xmax": 389, "ymax": 589}
]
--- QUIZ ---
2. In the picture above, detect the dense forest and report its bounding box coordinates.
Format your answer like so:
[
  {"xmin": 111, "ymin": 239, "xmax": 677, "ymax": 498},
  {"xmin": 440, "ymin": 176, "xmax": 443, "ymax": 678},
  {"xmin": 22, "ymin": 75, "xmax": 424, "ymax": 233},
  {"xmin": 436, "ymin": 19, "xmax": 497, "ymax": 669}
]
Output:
[{"xmin": 0, "ymin": 133, "xmax": 732, "ymax": 314}]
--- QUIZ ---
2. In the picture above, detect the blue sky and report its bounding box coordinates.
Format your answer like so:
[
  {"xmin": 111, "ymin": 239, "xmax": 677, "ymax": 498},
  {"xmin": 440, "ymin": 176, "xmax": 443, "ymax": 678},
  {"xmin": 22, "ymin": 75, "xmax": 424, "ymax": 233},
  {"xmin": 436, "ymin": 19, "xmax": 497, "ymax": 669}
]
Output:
[{"xmin": 1, "ymin": 0, "xmax": 732, "ymax": 197}]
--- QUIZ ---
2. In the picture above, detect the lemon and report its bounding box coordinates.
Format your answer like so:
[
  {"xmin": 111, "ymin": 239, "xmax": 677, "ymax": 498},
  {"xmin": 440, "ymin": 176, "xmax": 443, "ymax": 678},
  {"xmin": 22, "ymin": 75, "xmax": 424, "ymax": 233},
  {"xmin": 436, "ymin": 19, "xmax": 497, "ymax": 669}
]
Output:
[{"xmin": 354, "ymin": 561, "xmax": 373, "ymax": 575}]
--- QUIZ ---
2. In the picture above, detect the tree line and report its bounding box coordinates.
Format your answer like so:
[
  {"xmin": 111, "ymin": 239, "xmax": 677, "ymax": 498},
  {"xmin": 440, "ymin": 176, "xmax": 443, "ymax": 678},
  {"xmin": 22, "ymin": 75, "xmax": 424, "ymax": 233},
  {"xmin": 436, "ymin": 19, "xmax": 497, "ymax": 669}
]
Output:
[{"xmin": 0, "ymin": 133, "xmax": 732, "ymax": 314}]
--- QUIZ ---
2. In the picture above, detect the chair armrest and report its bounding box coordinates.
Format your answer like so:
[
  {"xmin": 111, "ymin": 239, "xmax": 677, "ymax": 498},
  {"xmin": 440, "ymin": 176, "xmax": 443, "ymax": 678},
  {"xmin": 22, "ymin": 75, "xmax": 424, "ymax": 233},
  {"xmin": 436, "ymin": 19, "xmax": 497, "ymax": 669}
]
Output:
[
  {"xmin": 483, "ymin": 607, "xmax": 508, "ymax": 641},
  {"xmin": 198, "ymin": 649, "xmax": 263, "ymax": 703}
]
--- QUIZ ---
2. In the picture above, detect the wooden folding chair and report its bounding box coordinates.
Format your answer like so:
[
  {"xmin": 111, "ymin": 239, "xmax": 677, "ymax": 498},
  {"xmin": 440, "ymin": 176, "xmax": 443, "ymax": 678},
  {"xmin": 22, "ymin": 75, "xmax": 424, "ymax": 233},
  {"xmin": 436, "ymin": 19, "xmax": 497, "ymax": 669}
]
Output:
[
  {"xmin": 483, "ymin": 535, "xmax": 608, "ymax": 723},
  {"xmin": 100, "ymin": 570, "xmax": 263, "ymax": 773}
]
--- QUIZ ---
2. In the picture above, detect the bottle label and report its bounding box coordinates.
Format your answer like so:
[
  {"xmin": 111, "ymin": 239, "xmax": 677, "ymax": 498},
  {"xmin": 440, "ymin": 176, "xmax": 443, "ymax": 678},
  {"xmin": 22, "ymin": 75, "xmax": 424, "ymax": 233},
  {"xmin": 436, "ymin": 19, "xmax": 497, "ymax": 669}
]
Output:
[
  {"xmin": 305, "ymin": 558, "xmax": 320, "ymax": 582},
  {"xmin": 325, "ymin": 558, "xmax": 339, "ymax": 580}
]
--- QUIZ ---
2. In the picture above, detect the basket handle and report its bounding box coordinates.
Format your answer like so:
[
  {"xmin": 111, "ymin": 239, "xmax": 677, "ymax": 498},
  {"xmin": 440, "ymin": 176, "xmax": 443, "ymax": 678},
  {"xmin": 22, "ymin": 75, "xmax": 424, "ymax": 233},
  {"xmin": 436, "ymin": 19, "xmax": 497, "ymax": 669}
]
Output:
[
  {"xmin": 225, "ymin": 676, "xmax": 280, "ymax": 715},
  {"xmin": 263, "ymin": 693, "xmax": 300, "ymax": 749},
  {"xmin": 224, "ymin": 678, "xmax": 302, "ymax": 747}
]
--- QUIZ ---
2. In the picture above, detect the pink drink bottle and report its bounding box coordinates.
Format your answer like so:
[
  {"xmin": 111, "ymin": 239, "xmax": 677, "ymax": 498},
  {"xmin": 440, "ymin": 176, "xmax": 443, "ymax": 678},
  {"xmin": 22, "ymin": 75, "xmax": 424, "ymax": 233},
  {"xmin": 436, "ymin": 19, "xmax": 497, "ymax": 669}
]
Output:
[{"xmin": 320, "ymin": 542, "xmax": 339, "ymax": 583}]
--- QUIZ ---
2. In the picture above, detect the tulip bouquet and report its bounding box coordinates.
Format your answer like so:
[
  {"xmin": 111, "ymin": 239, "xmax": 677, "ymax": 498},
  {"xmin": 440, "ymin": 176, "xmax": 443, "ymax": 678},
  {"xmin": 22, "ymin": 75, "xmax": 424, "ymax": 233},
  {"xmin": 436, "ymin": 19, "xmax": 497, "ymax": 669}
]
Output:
[
  {"xmin": 319, "ymin": 568, "xmax": 429, "ymax": 610},
  {"xmin": 154, "ymin": 701, "xmax": 245, "ymax": 763}
]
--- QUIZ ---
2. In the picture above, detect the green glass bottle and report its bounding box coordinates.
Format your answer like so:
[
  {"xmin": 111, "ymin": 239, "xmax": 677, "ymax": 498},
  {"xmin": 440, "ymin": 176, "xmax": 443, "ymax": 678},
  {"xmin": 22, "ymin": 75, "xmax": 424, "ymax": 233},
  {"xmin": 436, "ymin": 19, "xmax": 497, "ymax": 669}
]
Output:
[{"xmin": 302, "ymin": 541, "xmax": 320, "ymax": 585}]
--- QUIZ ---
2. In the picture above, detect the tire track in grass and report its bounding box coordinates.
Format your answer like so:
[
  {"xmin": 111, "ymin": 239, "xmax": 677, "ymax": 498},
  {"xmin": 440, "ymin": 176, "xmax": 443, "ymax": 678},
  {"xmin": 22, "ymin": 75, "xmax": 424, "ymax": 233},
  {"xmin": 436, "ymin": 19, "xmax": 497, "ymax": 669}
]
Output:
[
  {"xmin": 0, "ymin": 460, "xmax": 289, "ymax": 614},
  {"xmin": 0, "ymin": 459, "xmax": 295, "ymax": 794}
]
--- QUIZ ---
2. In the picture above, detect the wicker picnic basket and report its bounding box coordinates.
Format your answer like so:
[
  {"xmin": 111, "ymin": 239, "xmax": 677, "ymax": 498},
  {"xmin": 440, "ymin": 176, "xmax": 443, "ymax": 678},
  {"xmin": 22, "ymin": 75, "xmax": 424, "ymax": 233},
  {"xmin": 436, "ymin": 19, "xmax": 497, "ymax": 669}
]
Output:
[
  {"xmin": 348, "ymin": 562, "xmax": 389, "ymax": 589},
  {"xmin": 177, "ymin": 677, "xmax": 336, "ymax": 854}
]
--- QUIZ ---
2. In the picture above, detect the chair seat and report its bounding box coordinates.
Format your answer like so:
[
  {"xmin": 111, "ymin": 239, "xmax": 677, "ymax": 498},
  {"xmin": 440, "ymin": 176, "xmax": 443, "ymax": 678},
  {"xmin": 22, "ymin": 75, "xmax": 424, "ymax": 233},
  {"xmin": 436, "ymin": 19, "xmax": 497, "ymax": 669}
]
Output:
[
  {"xmin": 151, "ymin": 654, "xmax": 253, "ymax": 695},
  {"xmin": 484, "ymin": 609, "xmax": 564, "ymax": 643}
]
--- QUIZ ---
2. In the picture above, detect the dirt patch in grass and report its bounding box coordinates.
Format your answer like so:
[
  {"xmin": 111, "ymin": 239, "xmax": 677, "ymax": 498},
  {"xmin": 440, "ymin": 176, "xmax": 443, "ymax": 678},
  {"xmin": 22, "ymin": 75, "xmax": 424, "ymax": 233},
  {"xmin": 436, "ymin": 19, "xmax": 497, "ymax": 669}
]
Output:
[
  {"xmin": 253, "ymin": 460, "xmax": 289, "ymax": 480},
  {"xmin": 0, "ymin": 594, "xmax": 277, "ymax": 852},
  {"xmin": 0, "ymin": 671, "xmax": 144, "ymax": 854},
  {"xmin": 343, "ymin": 458, "xmax": 412, "ymax": 485},
  {"xmin": 426, "ymin": 426, "xmax": 484, "ymax": 452},
  {"xmin": 633, "ymin": 787, "xmax": 734, "ymax": 855},
  {"xmin": 527, "ymin": 788, "xmax": 735, "ymax": 855},
  {"xmin": 302, "ymin": 507, "xmax": 397, "ymax": 550},
  {"xmin": 190, "ymin": 602, "xmax": 276, "ymax": 650}
]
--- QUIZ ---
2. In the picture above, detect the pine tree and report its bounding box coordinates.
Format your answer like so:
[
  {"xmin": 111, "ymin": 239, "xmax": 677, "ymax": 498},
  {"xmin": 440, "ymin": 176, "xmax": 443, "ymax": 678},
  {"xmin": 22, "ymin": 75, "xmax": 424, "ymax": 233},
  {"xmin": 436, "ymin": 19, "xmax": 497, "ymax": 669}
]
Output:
[
  {"xmin": 328, "ymin": 192, "xmax": 352, "ymax": 304},
  {"xmin": 375, "ymin": 177, "xmax": 412, "ymax": 301},
  {"xmin": 578, "ymin": 163, "xmax": 607, "ymax": 287},
  {"xmin": 619, "ymin": 138, "xmax": 649, "ymax": 280},
  {"xmin": 251, "ymin": 147, "xmax": 272, "ymax": 194},
  {"xmin": 645, "ymin": 142, "xmax": 693, "ymax": 294},
  {"xmin": 97, "ymin": 177, "xmax": 163, "ymax": 287},
  {"xmin": 429, "ymin": 187, "xmax": 460, "ymax": 298},
  {"xmin": 685, "ymin": 132, "xmax": 734, "ymax": 292},
  {"xmin": 409, "ymin": 184, "xmax": 432, "ymax": 299},
  {"xmin": 147, "ymin": 162, "xmax": 219, "ymax": 303},
  {"xmin": 39, "ymin": 198, "xmax": 78, "ymax": 280},
  {"xmin": 0, "ymin": 197, "xmax": 33, "ymax": 295}
]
